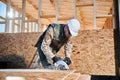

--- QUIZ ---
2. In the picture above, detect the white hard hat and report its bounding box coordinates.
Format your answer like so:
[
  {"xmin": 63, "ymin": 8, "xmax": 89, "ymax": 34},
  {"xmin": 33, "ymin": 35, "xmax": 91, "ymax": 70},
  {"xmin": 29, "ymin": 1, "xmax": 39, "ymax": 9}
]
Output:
[{"xmin": 67, "ymin": 19, "xmax": 80, "ymax": 36}]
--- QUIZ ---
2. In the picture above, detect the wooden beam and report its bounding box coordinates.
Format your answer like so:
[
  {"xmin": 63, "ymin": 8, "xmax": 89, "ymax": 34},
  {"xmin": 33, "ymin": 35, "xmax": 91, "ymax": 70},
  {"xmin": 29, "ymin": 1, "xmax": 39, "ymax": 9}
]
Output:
[
  {"xmin": 8, "ymin": 17, "xmax": 22, "ymax": 20},
  {"xmin": 74, "ymin": 0, "xmax": 77, "ymax": 19},
  {"xmin": 93, "ymin": 0, "xmax": 96, "ymax": 29},
  {"xmin": 1, "ymin": 0, "xmax": 37, "ymax": 26},
  {"xmin": 14, "ymin": 23, "xmax": 20, "ymax": 26},
  {"xmin": 61, "ymin": 70, "xmax": 75, "ymax": 80},
  {"xmin": 1, "ymin": 0, "xmax": 22, "ymax": 16},
  {"xmin": 21, "ymin": 0, "xmax": 26, "ymax": 32},
  {"xmin": 76, "ymin": 4, "xmax": 93, "ymax": 7},
  {"xmin": 24, "ymin": 19, "xmax": 38, "ymax": 22},
  {"xmin": 0, "ymin": 69, "xmax": 74, "ymax": 73},
  {"xmin": 0, "ymin": 16, "xmax": 6, "ymax": 20},
  {"xmin": 38, "ymin": 0, "xmax": 41, "ymax": 32},
  {"xmin": 34, "ymin": 23, "xmax": 36, "ymax": 32},
  {"xmin": 27, "ymin": 22, "xmax": 29, "ymax": 32},
  {"xmin": 40, "ymin": 15, "xmax": 55, "ymax": 18},
  {"xmin": 96, "ymin": 14, "xmax": 113, "ymax": 18},
  {"xmin": 0, "ymin": 21, "xmax": 6, "ymax": 24},
  {"xmin": 31, "ymin": 22, "xmax": 33, "ymax": 32},
  {"xmin": 5, "ymin": 0, "xmax": 10, "ymax": 33},
  {"xmin": 12, "ymin": 9, "xmax": 15, "ymax": 33},
  {"xmin": 18, "ymin": 13, "xmax": 21, "ymax": 32}
]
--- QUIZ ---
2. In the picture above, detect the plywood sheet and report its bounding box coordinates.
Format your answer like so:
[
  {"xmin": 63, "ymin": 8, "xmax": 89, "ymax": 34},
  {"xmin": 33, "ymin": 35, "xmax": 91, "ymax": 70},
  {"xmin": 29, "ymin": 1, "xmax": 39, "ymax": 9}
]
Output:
[
  {"xmin": 0, "ymin": 69, "xmax": 74, "ymax": 80},
  {"xmin": 0, "ymin": 29, "xmax": 115, "ymax": 75}
]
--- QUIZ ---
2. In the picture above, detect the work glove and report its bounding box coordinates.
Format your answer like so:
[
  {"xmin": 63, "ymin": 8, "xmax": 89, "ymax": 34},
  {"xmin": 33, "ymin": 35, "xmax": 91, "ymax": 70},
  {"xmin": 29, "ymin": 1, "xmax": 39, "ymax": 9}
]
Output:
[
  {"xmin": 54, "ymin": 60, "xmax": 69, "ymax": 70},
  {"xmin": 52, "ymin": 56, "xmax": 69, "ymax": 70},
  {"xmin": 64, "ymin": 57, "xmax": 71, "ymax": 65},
  {"xmin": 52, "ymin": 56, "xmax": 61, "ymax": 64}
]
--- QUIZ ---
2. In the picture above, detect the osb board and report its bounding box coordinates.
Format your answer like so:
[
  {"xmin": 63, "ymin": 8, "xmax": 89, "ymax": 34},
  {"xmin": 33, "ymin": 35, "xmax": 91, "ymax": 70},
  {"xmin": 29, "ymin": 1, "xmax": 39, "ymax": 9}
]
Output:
[
  {"xmin": 0, "ymin": 32, "xmax": 41, "ymax": 68},
  {"xmin": 0, "ymin": 70, "xmax": 74, "ymax": 80},
  {"xmin": 78, "ymin": 75, "xmax": 91, "ymax": 80},
  {"xmin": 0, "ymin": 29, "xmax": 115, "ymax": 75},
  {"xmin": 65, "ymin": 73, "xmax": 80, "ymax": 80},
  {"xmin": 57, "ymin": 29, "xmax": 115, "ymax": 75}
]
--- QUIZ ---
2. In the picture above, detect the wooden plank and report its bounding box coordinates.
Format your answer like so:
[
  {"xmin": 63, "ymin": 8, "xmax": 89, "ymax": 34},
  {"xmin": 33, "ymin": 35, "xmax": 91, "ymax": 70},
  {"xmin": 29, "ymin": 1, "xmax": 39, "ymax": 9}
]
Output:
[
  {"xmin": 21, "ymin": 0, "xmax": 26, "ymax": 32},
  {"xmin": 93, "ymin": 0, "xmax": 96, "ymax": 29},
  {"xmin": 40, "ymin": 15, "xmax": 55, "ymax": 18},
  {"xmin": 18, "ymin": 13, "xmax": 21, "ymax": 32},
  {"xmin": 76, "ymin": 4, "xmax": 93, "ymax": 7},
  {"xmin": 0, "ymin": 69, "xmax": 74, "ymax": 73},
  {"xmin": 0, "ymin": 16, "xmax": 6, "ymax": 20},
  {"xmin": 74, "ymin": 0, "xmax": 77, "ymax": 19},
  {"xmin": 34, "ymin": 22, "xmax": 36, "ymax": 32},
  {"xmin": 38, "ymin": 0, "xmax": 41, "ymax": 32},
  {"xmin": 0, "ymin": 70, "xmax": 75, "ymax": 80},
  {"xmin": 8, "ymin": 17, "xmax": 22, "ymax": 20},
  {"xmin": 12, "ymin": 9, "xmax": 15, "ymax": 33},
  {"xmin": 31, "ymin": 22, "xmax": 33, "ymax": 32},
  {"xmin": 64, "ymin": 73, "xmax": 80, "ymax": 80},
  {"xmin": 96, "ymin": 14, "xmax": 113, "ymax": 18},
  {"xmin": 24, "ymin": 19, "xmax": 38, "ymax": 22},
  {"xmin": 0, "ymin": 21, "xmax": 6, "ymax": 24},
  {"xmin": 5, "ymin": 0, "xmax": 10, "ymax": 33},
  {"xmin": 61, "ymin": 70, "xmax": 75, "ymax": 80}
]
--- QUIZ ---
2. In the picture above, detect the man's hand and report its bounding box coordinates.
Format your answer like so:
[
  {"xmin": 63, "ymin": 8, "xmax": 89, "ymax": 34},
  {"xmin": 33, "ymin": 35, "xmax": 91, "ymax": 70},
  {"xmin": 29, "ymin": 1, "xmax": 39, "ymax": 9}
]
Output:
[
  {"xmin": 64, "ymin": 57, "xmax": 71, "ymax": 65},
  {"xmin": 52, "ymin": 56, "xmax": 69, "ymax": 70},
  {"xmin": 54, "ymin": 60, "xmax": 69, "ymax": 70}
]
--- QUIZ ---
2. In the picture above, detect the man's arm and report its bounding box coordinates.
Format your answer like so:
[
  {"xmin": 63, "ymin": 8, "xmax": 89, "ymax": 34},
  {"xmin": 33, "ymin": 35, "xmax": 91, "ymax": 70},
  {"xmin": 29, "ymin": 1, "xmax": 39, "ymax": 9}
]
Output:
[
  {"xmin": 64, "ymin": 38, "xmax": 73, "ymax": 58},
  {"xmin": 64, "ymin": 38, "xmax": 73, "ymax": 65},
  {"xmin": 41, "ymin": 27, "xmax": 55, "ymax": 59}
]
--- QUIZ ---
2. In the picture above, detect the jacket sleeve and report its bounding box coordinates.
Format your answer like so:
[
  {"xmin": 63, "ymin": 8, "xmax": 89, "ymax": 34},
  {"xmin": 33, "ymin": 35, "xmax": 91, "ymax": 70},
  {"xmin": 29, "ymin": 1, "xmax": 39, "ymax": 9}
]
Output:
[
  {"xmin": 41, "ymin": 26, "xmax": 55, "ymax": 59},
  {"xmin": 64, "ymin": 38, "xmax": 73, "ymax": 58}
]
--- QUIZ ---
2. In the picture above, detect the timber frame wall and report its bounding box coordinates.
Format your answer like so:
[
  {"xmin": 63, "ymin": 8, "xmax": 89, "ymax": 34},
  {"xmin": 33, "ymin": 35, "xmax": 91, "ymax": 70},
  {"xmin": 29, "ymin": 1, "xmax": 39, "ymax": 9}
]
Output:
[{"xmin": 0, "ymin": 0, "xmax": 114, "ymax": 33}]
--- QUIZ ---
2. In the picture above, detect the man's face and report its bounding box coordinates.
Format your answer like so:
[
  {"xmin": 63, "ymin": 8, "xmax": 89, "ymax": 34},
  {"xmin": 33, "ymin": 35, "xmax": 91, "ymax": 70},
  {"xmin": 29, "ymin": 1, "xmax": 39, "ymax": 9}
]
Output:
[{"xmin": 64, "ymin": 25, "xmax": 71, "ymax": 38}]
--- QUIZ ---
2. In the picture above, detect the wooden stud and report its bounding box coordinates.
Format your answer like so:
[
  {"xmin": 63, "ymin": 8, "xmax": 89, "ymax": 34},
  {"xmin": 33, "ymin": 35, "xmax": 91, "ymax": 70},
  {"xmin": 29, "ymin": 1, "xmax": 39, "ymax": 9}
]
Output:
[
  {"xmin": 76, "ymin": 4, "xmax": 93, "ymax": 7},
  {"xmin": 56, "ymin": 0, "xmax": 58, "ymax": 23},
  {"xmin": 24, "ymin": 19, "xmax": 38, "ymax": 22},
  {"xmin": 5, "ymin": 0, "xmax": 10, "ymax": 33},
  {"xmin": 0, "ymin": 22, "xmax": 6, "ymax": 24},
  {"xmin": 34, "ymin": 23, "xmax": 36, "ymax": 32},
  {"xmin": 21, "ymin": 0, "xmax": 26, "ymax": 32},
  {"xmin": 27, "ymin": 22, "xmax": 29, "ymax": 32},
  {"xmin": 37, "ymin": 0, "xmax": 41, "ymax": 32},
  {"xmin": 8, "ymin": 17, "xmax": 22, "ymax": 20},
  {"xmin": 74, "ymin": 0, "xmax": 77, "ymax": 19},
  {"xmin": 93, "ymin": 0, "xmax": 96, "ymax": 29},
  {"xmin": 31, "ymin": 22, "xmax": 33, "ymax": 32},
  {"xmin": 12, "ymin": 9, "xmax": 15, "ymax": 33},
  {"xmin": 18, "ymin": 13, "xmax": 21, "ymax": 32},
  {"xmin": 40, "ymin": 15, "xmax": 55, "ymax": 18},
  {"xmin": 96, "ymin": 14, "xmax": 113, "ymax": 18},
  {"xmin": 0, "ymin": 16, "xmax": 6, "ymax": 20}
]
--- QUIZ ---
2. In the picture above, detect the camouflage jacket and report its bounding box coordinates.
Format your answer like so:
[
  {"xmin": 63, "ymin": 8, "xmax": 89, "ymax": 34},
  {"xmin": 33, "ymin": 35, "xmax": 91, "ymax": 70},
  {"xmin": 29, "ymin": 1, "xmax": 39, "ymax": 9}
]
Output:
[{"xmin": 41, "ymin": 24, "xmax": 73, "ymax": 59}]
